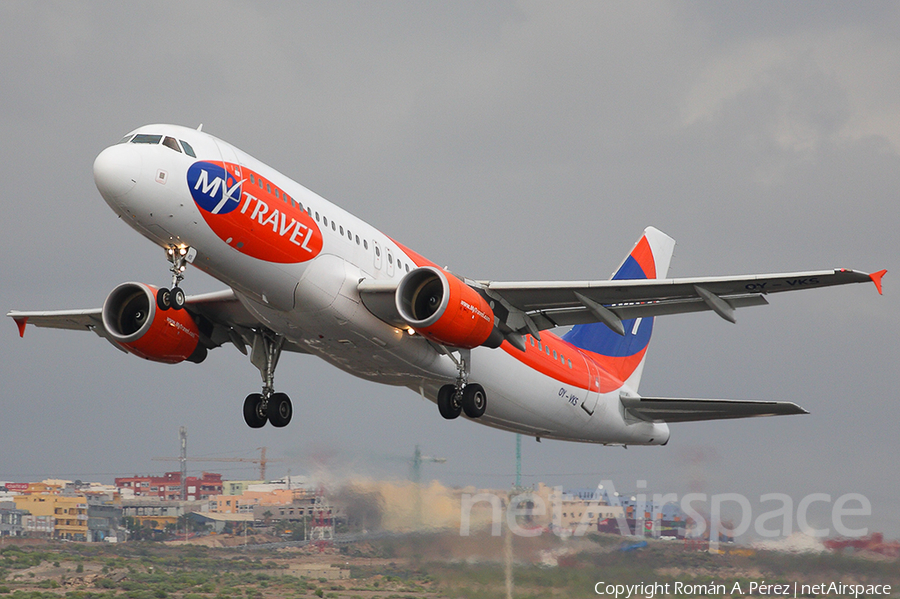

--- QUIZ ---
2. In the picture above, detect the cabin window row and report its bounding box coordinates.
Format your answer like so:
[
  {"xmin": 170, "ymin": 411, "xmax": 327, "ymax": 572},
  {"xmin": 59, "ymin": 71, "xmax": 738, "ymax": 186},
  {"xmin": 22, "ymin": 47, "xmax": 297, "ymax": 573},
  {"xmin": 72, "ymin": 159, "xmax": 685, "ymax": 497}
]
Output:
[
  {"xmin": 247, "ymin": 173, "xmax": 411, "ymax": 274},
  {"xmin": 528, "ymin": 335, "xmax": 573, "ymax": 368}
]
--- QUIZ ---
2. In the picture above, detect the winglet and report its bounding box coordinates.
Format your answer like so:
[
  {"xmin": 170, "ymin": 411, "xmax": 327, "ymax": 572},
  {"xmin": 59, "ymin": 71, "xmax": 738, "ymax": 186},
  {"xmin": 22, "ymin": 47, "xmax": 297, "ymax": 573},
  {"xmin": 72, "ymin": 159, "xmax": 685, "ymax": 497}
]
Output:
[
  {"xmin": 869, "ymin": 269, "xmax": 887, "ymax": 295},
  {"xmin": 13, "ymin": 316, "xmax": 28, "ymax": 338}
]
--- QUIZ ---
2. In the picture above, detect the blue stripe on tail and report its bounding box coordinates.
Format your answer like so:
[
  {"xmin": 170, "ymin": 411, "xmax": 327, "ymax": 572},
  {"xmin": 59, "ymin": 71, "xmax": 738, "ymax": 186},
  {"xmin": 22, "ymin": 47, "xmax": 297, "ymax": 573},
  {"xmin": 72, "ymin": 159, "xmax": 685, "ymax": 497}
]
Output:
[{"xmin": 562, "ymin": 255, "xmax": 653, "ymax": 358}]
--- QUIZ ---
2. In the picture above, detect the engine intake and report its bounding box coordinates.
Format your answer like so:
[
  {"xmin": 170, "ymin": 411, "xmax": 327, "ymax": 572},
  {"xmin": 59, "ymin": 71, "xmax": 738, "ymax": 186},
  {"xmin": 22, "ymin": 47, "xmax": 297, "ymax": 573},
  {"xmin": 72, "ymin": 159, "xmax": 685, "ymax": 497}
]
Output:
[
  {"xmin": 396, "ymin": 267, "xmax": 501, "ymax": 349},
  {"xmin": 102, "ymin": 282, "xmax": 205, "ymax": 363}
]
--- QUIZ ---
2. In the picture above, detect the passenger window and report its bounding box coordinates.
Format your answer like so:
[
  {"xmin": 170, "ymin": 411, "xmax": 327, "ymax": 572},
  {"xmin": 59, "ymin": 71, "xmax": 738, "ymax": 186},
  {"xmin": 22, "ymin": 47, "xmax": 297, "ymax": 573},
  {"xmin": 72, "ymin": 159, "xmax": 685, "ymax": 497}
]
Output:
[
  {"xmin": 180, "ymin": 140, "xmax": 196, "ymax": 157},
  {"xmin": 567, "ymin": 359, "xmax": 573, "ymax": 368},
  {"xmin": 258, "ymin": 178, "xmax": 263, "ymax": 188},
  {"xmin": 162, "ymin": 137, "xmax": 181, "ymax": 153},
  {"xmin": 131, "ymin": 134, "xmax": 162, "ymax": 144},
  {"xmin": 397, "ymin": 259, "xmax": 402, "ymax": 270},
  {"xmin": 307, "ymin": 207, "xmax": 312, "ymax": 217},
  {"xmin": 388, "ymin": 254, "xmax": 393, "ymax": 265},
  {"xmin": 364, "ymin": 240, "xmax": 368, "ymax": 250},
  {"xmin": 315, "ymin": 212, "xmax": 320, "ymax": 222},
  {"xmin": 323, "ymin": 216, "xmax": 328, "ymax": 226},
  {"xmin": 331, "ymin": 221, "xmax": 336, "ymax": 231},
  {"xmin": 375, "ymin": 245, "xmax": 380, "ymax": 257},
  {"xmin": 405, "ymin": 264, "xmax": 410, "ymax": 272},
  {"xmin": 266, "ymin": 183, "xmax": 271, "ymax": 193},
  {"xmin": 355, "ymin": 235, "xmax": 360, "ymax": 245},
  {"xmin": 553, "ymin": 350, "xmax": 557, "ymax": 360},
  {"xmin": 340, "ymin": 225, "xmax": 344, "ymax": 235},
  {"xmin": 250, "ymin": 174, "xmax": 255, "ymax": 184}
]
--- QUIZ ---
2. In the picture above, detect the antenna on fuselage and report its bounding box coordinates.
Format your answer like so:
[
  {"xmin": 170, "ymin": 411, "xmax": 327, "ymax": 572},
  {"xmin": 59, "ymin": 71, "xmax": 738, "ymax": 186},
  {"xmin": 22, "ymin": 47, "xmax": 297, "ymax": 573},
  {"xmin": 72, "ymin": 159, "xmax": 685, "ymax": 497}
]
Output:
[{"xmin": 197, "ymin": 123, "xmax": 203, "ymax": 131}]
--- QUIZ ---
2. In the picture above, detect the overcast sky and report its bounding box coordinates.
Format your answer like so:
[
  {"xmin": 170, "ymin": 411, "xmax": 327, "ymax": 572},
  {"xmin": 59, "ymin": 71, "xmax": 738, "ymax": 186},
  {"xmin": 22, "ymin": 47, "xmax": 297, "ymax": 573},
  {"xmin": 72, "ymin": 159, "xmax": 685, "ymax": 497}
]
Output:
[{"xmin": 1, "ymin": 2, "xmax": 897, "ymax": 540}]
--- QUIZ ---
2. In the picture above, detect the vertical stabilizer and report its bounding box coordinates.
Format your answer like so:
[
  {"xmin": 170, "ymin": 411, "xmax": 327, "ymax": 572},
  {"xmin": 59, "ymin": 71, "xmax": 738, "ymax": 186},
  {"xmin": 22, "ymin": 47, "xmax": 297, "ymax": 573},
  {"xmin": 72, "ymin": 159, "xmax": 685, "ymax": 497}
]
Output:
[{"xmin": 563, "ymin": 227, "xmax": 675, "ymax": 391}]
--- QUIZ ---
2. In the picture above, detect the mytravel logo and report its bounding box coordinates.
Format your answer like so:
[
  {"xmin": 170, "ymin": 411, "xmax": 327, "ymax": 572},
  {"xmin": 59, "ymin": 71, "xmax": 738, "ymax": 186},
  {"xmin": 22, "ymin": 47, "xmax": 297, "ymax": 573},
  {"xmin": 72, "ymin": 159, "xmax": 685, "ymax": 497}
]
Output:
[{"xmin": 187, "ymin": 161, "xmax": 322, "ymax": 264}]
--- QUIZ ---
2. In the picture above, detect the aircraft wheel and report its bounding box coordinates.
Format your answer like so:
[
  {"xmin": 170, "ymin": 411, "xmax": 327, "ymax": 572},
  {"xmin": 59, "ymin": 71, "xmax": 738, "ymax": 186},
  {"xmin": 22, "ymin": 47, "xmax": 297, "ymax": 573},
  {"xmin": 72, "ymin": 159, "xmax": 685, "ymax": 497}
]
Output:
[
  {"xmin": 462, "ymin": 383, "xmax": 487, "ymax": 419},
  {"xmin": 243, "ymin": 393, "xmax": 267, "ymax": 428},
  {"xmin": 156, "ymin": 287, "xmax": 171, "ymax": 311},
  {"xmin": 268, "ymin": 392, "xmax": 292, "ymax": 428},
  {"xmin": 170, "ymin": 287, "xmax": 186, "ymax": 310},
  {"xmin": 437, "ymin": 384, "xmax": 461, "ymax": 420}
]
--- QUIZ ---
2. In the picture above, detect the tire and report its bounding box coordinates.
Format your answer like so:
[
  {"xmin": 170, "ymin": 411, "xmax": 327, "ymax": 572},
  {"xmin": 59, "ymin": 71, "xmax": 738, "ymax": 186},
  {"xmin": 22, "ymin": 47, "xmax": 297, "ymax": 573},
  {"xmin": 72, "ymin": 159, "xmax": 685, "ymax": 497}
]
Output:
[
  {"xmin": 156, "ymin": 288, "xmax": 171, "ymax": 311},
  {"xmin": 170, "ymin": 287, "xmax": 186, "ymax": 310},
  {"xmin": 268, "ymin": 392, "xmax": 292, "ymax": 428},
  {"xmin": 437, "ymin": 384, "xmax": 462, "ymax": 420},
  {"xmin": 462, "ymin": 383, "xmax": 487, "ymax": 418},
  {"xmin": 243, "ymin": 393, "xmax": 267, "ymax": 428}
]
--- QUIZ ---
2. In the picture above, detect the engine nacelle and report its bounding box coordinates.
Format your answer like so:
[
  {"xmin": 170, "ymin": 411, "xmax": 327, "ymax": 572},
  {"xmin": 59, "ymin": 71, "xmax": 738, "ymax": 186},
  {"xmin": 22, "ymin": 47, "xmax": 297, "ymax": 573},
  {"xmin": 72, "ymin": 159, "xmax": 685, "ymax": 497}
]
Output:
[
  {"xmin": 101, "ymin": 282, "xmax": 204, "ymax": 364},
  {"xmin": 396, "ymin": 266, "xmax": 501, "ymax": 349}
]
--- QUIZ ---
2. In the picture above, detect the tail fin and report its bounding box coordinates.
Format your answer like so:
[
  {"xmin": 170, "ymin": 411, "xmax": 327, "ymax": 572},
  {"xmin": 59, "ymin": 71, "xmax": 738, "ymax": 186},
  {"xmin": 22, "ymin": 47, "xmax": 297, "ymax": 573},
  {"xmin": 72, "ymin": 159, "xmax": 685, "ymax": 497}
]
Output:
[{"xmin": 563, "ymin": 227, "xmax": 675, "ymax": 391}]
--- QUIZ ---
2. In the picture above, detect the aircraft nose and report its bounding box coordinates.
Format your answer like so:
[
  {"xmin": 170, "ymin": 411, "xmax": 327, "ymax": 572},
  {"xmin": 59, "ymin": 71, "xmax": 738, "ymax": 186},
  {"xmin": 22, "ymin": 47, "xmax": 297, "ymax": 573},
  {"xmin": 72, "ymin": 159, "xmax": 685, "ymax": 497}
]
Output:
[{"xmin": 93, "ymin": 145, "xmax": 141, "ymax": 200}]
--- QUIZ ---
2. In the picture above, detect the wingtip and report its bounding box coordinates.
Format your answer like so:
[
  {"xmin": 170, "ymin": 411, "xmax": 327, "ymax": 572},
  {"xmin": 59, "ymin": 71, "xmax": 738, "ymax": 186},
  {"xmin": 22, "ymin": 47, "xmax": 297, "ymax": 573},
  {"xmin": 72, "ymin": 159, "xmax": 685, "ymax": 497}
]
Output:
[
  {"xmin": 13, "ymin": 316, "xmax": 27, "ymax": 338},
  {"xmin": 869, "ymin": 269, "xmax": 887, "ymax": 295}
]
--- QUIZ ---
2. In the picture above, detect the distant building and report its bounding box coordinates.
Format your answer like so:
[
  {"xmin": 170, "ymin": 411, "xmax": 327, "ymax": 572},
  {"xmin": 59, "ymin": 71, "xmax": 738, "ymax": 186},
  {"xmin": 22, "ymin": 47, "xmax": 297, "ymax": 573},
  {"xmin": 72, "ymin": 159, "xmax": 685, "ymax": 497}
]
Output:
[
  {"xmin": 13, "ymin": 494, "xmax": 88, "ymax": 540},
  {"xmin": 87, "ymin": 501, "xmax": 122, "ymax": 542},
  {"xmin": 115, "ymin": 472, "xmax": 223, "ymax": 500},
  {"xmin": 0, "ymin": 501, "xmax": 26, "ymax": 537},
  {"xmin": 121, "ymin": 498, "xmax": 209, "ymax": 530}
]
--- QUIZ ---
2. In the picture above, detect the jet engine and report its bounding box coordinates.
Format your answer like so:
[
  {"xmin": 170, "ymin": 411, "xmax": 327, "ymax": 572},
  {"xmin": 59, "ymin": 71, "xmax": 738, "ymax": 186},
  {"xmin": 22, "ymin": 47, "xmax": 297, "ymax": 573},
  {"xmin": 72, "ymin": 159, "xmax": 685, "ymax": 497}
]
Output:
[
  {"xmin": 396, "ymin": 266, "xmax": 502, "ymax": 349},
  {"xmin": 101, "ymin": 282, "xmax": 206, "ymax": 364}
]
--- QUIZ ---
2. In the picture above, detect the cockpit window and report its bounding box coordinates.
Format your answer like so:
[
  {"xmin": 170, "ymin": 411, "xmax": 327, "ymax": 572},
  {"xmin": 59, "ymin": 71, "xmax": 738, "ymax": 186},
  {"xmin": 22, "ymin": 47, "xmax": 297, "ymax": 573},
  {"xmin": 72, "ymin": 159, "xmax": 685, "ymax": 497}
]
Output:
[
  {"xmin": 131, "ymin": 134, "xmax": 162, "ymax": 145},
  {"xmin": 162, "ymin": 136, "xmax": 182, "ymax": 153},
  {"xmin": 180, "ymin": 140, "xmax": 196, "ymax": 157},
  {"xmin": 117, "ymin": 135, "xmax": 134, "ymax": 144}
]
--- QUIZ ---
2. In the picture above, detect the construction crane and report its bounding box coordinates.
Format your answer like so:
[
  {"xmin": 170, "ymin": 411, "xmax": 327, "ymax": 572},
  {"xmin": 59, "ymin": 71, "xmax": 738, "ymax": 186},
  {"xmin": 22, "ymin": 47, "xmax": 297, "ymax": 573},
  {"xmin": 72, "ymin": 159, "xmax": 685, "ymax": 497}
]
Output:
[
  {"xmin": 409, "ymin": 445, "xmax": 447, "ymax": 485},
  {"xmin": 152, "ymin": 428, "xmax": 284, "ymax": 483}
]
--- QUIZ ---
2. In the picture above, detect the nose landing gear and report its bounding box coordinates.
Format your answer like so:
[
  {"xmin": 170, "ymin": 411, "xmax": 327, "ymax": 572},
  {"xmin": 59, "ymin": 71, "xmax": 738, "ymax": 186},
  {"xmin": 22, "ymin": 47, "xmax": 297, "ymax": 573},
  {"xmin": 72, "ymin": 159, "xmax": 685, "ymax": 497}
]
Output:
[
  {"xmin": 157, "ymin": 245, "xmax": 196, "ymax": 311},
  {"xmin": 243, "ymin": 331, "xmax": 293, "ymax": 428}
]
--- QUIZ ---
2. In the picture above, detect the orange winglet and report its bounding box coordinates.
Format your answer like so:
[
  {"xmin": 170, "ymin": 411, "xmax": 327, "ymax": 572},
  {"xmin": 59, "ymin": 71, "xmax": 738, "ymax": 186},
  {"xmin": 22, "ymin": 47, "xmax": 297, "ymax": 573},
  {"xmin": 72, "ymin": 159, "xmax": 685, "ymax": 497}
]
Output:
[
  {"xmin": 869, "ymin": 269, "xmax": 887, "ymax": 295},
  {"xmin": 13, "ymin": 316, "xmax": 28, "ymax": 338}
]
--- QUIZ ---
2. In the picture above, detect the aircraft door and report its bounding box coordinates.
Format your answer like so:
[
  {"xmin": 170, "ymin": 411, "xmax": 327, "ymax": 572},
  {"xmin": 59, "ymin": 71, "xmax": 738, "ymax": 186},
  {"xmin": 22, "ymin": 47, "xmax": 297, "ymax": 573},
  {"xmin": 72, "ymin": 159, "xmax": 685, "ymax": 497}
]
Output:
[
  {"xmin": 372, "ymin": 240, "xmax": 383, "ymax": 270},
  {"xmin": 581, "ymin": 359, "xmax": 602, "ymax": 416}
]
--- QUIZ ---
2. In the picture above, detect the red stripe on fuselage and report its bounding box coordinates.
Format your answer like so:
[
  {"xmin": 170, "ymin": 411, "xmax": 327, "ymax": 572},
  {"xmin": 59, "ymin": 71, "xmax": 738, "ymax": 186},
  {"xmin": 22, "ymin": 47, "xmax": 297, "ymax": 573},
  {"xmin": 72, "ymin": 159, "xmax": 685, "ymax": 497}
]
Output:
[
  {"xmin": 390, "ymin": 237, "xmax": 439, "ymax": 269},
  {"xmin": 500, "ymin": 331, "xmax": 626, "ymax": 395}
]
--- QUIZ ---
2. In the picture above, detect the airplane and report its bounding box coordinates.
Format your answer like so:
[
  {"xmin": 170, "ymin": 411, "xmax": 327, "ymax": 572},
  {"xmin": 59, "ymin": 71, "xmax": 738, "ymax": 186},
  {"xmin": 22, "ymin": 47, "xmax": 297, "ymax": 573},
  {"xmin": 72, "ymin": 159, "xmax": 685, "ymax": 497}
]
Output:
[{"xmin": 8, "ymin": 124, "xmax": 886, "ymax": 446}]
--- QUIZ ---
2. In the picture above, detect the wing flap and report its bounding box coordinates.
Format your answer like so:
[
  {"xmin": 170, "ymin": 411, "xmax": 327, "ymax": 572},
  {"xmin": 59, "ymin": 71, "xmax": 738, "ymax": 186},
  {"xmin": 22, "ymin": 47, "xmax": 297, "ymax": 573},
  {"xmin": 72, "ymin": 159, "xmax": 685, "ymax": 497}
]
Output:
[{"xmin": 621, "ymin": 395, "xmax": 808, "ymax": 423}]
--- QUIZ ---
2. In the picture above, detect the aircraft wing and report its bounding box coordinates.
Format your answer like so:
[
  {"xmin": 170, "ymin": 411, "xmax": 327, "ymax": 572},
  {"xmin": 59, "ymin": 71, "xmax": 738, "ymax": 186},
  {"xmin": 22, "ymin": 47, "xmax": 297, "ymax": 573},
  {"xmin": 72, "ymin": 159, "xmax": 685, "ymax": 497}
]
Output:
[
  {"xmin": 8, "ymin": 289, "xmax": 307, "ymax": 355},
  {"xmin": 620, "ymin": 395, "xmax": 808, "ymax": 423},
  {"xmin": 480, "ymin": 268, "xmax": 886, "ymax": 336}
]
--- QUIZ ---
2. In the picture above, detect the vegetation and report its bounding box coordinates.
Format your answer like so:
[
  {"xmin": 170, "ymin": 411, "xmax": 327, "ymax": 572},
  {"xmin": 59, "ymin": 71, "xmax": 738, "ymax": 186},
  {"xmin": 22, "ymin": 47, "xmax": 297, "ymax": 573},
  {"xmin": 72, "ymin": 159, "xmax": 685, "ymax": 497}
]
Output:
[{"xmin": 0, "ymin": 534, "xmax": 896, "ymax": 598}]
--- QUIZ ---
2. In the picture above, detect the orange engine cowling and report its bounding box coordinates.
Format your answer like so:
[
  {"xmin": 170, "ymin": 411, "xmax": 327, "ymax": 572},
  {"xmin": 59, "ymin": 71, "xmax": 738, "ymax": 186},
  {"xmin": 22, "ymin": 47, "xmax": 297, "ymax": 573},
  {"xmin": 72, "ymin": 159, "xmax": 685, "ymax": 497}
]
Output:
[
  {"xmin": 395, "ymin": 267, "xmax": 501, "ymax": 349},
  {"xmin": 101, "ymin": 282, "xmax": 205, "ymax": 364}
]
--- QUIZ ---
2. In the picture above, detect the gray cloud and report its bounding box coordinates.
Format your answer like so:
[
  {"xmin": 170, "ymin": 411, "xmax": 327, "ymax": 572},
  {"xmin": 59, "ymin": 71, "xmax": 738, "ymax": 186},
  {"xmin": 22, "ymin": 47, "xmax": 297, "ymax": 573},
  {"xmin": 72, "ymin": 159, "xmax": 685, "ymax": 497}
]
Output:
[{"xmin": 1, "ymin": 1, "xmax": 897, "ymax": 538}]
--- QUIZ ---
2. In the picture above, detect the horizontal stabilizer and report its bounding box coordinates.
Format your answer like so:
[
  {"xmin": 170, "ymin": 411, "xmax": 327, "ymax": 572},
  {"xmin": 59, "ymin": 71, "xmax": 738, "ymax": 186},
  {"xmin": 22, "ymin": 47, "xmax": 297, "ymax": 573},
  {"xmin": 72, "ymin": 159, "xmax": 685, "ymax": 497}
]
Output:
[{"xmin": 620, "ymin": 395, "xmax": 808, "ymax": 423}]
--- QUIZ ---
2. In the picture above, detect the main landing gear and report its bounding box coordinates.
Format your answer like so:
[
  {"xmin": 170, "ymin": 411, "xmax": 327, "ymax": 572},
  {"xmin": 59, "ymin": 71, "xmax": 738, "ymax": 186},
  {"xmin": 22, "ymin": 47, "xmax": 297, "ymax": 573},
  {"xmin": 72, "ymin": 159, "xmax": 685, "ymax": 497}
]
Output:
[
  {"xmin": 243, "ymin": 331, "xmax": 293, "ymax": 429},
  {"xmin": 156, "ymin": 245, "xmax": 196, "ymax": 311},
  {"xmin": 436, "ymin": 349, "xmax": 487, "ymax": 420}
]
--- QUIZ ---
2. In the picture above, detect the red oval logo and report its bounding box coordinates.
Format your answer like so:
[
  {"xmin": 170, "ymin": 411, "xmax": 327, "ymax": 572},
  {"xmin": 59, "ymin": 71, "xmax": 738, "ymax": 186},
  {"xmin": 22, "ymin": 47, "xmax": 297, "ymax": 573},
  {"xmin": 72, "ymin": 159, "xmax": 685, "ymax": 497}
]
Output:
[{"xmin": 188, "ymin": 161, "xmax": 322, "ymax": 263}]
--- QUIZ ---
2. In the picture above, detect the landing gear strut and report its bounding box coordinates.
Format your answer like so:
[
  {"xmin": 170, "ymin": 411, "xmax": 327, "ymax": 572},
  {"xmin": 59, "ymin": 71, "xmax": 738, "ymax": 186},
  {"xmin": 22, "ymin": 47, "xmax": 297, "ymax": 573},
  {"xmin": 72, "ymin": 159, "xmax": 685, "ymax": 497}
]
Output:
[
  {"xmin": 157, "ymin": 245, "xmax": 196, "ymax": 311},
  {"xmin": 243, "ymin": 330, "xmax": 293, "ymax": 428}
]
